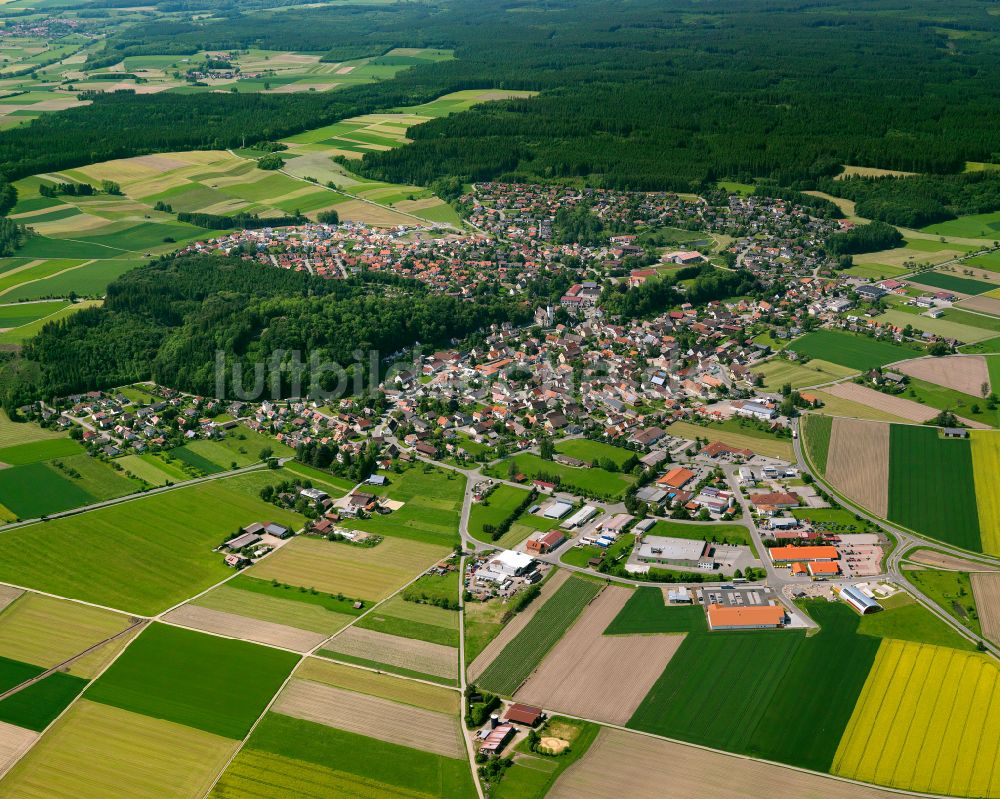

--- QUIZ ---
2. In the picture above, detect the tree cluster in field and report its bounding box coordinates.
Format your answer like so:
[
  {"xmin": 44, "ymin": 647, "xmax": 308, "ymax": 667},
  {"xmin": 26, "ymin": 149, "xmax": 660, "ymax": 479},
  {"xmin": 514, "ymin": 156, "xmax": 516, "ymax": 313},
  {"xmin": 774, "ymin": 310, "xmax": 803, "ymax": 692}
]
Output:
[
  {"xmin": 295, "ymin": 441, "xmax": 381, "ymax": 486},
  {"xmin": 0, "ymin": 254, "xmax": 532, "ymax": 410},
  {"xmin": 465, "ymin": 685, "xmax": 501, "ymax": 728},
  {"xmin": 826, "ymin": 221, "xmax": 904, "ymax": 255},
  {"xmin": 176, "ymin": 210, "xmax": 305, "ymax": 230},
  {"xmin": 0, "ymin": 217, "xmax": 28, "ymax": 257}
]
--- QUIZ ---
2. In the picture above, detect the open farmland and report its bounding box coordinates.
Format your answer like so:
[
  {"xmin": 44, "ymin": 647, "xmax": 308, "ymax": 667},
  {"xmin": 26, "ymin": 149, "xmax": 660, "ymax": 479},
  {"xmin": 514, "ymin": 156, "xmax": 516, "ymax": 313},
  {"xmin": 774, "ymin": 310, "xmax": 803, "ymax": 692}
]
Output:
[
  {"xmin": 468, "ymin": 483, "xmax": 532, "ymax": 544},
  {"xmin": 971, "ymin": 431, "xmax": 1000, "ymax": 554},
  {"xmin": 802, "ymin": 413, "xmax": 833, "ymax": 473},
  {"xmin": 0, "ymin": 721, "xmax": 36, "ymax": 778},
  {"xmin": 0, "ymin": 411, "xmax": 64, "ymax": 448},
  {"xmin": 0, "ymin": 700, "xmax": 238, "ymax": 799},
  {"xmin": 665, "ymin": 420, "xmax": 793, "ymax": 460},
  {"xmin": 896, "ymin": 355, "xmax": 992, "ymax": 396},
  {"xmin": 484, "ymin": 453, "xmax": 633, "ymax": 500},
  {"xmin": 355, "ymin": 594, "xmax": 459, "ymax": 647},
  {"xmin": 833, "ymin": 639, "xmax": 1000, "ymax": 797},
  {"xmin": 189, "ymin": 582, "xmax": 355, "ymax": 636},
  {"xmin": 822, "ymin": 382, "xmax": 934, "ymax": 423},
  {"xmin": 0, "ymin": 472, "xmax": 301, "ymax": 614},
  {"xmin": 0, "ymin": 461, "xmax": 94, "ymax": 518},
  {"xmin": 475, "ymin": 575, "xmax": 602, "ymax": 696},
  {"xmin": 86, "ymin": 623, "xmax": 298, "ymax": 740},
  {"xmin": 603, "ymin": 586, "xmax": 707, "ymax": 634},
  {"xmin": 553, "ymin": 438, "xmax": 636, "ymax": 468},
  {"xmin": 907, "ymin": 270, "xmax": 997, "ymax": 296},
  {"xmin": 248, "ymin": 535, "xmax": 448, "ymax": 602},
  {"xmin": 294, "ymin": 657, "xmax": 459, "ymax": 714},
  {"xmin": 272, "ymin": 678, "xmax": 465, "ymax": 758},
  {"xmin": 548, "ymin": 727, "xmax": 901, "ymax": 799},
  {"xmin": 0, "ymin": 670, "xmax": 88, "ymax": 732},
  {"xmin": 0, "ymin": 438, "xmax": 82, "ymax": 465},
  {"xmin": 209, "ymin": 712, "xmax": 477, "ymax": 799},
  {"xmin": 887, "ymin": 424, "xmax": 982, "ymax": 552},
  {"xmin": 320, "ymin": 626, "xmax": 458, "ymax": 682},
  {"xmin": 973, "ymin": 573, "xmax": 1000, "ymax": 645},
  {"xmin": 162, "ymin": 604, "xmax": 329, "ymax": 653},
  {"xmin": 808, "ymin": 389, "xmax": 911, "ymax": 423},
  {"xmin": 515, "ymin": 586, "xmax": 686, "ymax": 725},
  {"xmin": 787, "ymin": 330, "xmax": 918, "ymax": 371},
  {"xmin": 754, "ymin": 357, "xmax": 859, "ymax": 390},
  {"xmin": 0, "ymin": 593, "xmax": 132, "ymax": 668},
  {"xmin": 824, "ymin": 417, "xmax": 890, "ymax": 517}
]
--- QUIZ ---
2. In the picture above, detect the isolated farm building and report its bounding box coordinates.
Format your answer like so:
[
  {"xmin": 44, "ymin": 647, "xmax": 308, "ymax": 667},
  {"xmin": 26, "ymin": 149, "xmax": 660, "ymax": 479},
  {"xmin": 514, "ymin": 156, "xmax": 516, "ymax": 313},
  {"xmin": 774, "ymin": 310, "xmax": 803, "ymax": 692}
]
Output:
[
  {"xmin": 299, "ymin": 487, "xmax": 329, "ymax": 501},
  {"xmin": 227, "ymin": 532, "xmax": 261, "ymax": 551},
  {"xmin": 480, "ymin": 723, "xmax": 515, "ymax": 756},
  {"xmin": 263, "ymin": 522, "xmax": 291, "ymax": 538},
  {"xmin": 707, "ymin": 603, "xmax": 786, "ymax": 630},
  {"xmin": 504, "ymin": 703, "xmax": 544, "ymax": 727},
  {"xmin": 807, "ymin": 560, "xmax": 840, "ymax": 577},
  {"xmin": 543, "ymin": 500, "xmax": 573, "ymax": 519},
  {"xmin": 526, "ymin": 530, "xmax": 566, "ymax": 555},
  {"xmin": 769, "ymin": 545, "xmax": 838, "ymax": 563},
  {"xmin": 366, "ymin": 473, "xmax": 387, "ymax": 486},
  {"xmin": 241, "ymin": 522, "xmax": 265, "ymax": 537},
  {"xmin": 841, "ymin": 585, "xmax": 883, "ymax": 615},
  {"xmin": 563, "ymin": 505, "xmax": 598, "ymax": 529}
]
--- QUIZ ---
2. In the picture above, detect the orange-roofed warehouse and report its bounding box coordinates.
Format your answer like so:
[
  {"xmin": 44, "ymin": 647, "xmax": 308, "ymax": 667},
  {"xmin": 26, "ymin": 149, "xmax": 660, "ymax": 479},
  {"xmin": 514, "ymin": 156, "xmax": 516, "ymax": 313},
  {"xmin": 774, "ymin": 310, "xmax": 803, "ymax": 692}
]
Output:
[
  {"xmin": 769, "ymin": 545, "xmax": 838, "ymax": 563},
  {"xmin": 658, "ymin": 467, "xmax": 695, "ymax": 489},
  {"xmin": 808, "ymin": 561, "xmax": 841, "ymax": 576},
  {"xmin": 706, "ymin": 603, "xmax": 786, "ymax": 630}
]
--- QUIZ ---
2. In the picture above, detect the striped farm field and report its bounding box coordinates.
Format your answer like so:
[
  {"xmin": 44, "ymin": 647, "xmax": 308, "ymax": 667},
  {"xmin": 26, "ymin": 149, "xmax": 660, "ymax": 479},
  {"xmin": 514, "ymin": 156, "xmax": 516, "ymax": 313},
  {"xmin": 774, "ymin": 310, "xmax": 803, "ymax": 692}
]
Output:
[
  {"xmin": 971, "ymin": 431, "xmax": 1000, "ymax": 554},
  {"xmin": 476, "ymin": 575, "xmax": 602, "ymax": 696},
  {"xmin": 833, "ymin": 639, "xmax": 1000, "ymax": 797},
  {"xmin": 802, "ymin": 413, "xmax": 832, "ymax": 474},
  {"xmin": 825, "ymin": 417, "xmax": 890, "ymax": 517}
]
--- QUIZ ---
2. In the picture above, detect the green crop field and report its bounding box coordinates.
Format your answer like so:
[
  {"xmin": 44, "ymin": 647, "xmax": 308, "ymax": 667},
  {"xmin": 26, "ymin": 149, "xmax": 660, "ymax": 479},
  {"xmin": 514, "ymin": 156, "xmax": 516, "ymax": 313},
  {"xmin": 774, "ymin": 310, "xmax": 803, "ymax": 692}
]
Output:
[
  {"xmin": 0, "ymin": 654, "xmax": 43, "ymax": 693},
  {"xmin": 0, "ymin": 299, "xmax": 67, "ymax": 327},
  {"xmin": 191, "ymin": 584, "xmax": 355, "ymax": 636},
  {"xmin": 0, "ymin": 437, "xmax": 82, "ymax": 465},
  {"xmin": 922, "ymin": 210, "xmax": 1000, "ymax": 238},
  {"xmin": 0, "ymin": 472, "xmax": 302, "ymax": 614},
  {"xmin": 210, "ymin": 712, "xmax": 477, "ymax": 799},
  {"xmin": 87, "ymin": 624, "xmax": 298, "ymax": 739},
  {"xmin": 468, "ymin": 483, "xmax": 531, "ymax": 544},
  {"xmin": 753, "ymin": 357, "xmax": 859, "ymax": 390},
  {"xmin": 858, "ymin": 592, "xmax": 976, "ymax": 651},
  {"xmin": 554, "ymin": 439, "xmax": 636, "ymax": 468},
  {"xmin": 909, "ymin": 271, "xmax": 997, "ymax": 295},
  {"xmin": 477, "ymin": 576, "xmax": 601, "ymax": 695},
  {"xmin": 0, "ymin": 409, "xmax": 65, "ymax": 447},
  {"xmin": 603, "ymin": 587, "xmax": 706, "ymax": 634},
  {"xmin": 0, "ymin": 461, "xmax": 93, "ymax": 517},
  {"xmin": 788, "ymin": 330, "xmax": 917, "ymax": 371},
  {"xmin": 628, "ymin": 628, "xmax": 804, "ymax": 751},
  {"xmin": 0, "ymin": 670, "xmax": 87, "ymax": 731},
  {"xmin": 356, "ymin": 594, "xmax": 459, "ymax": 647},
  {"xmin": 484, "ymin": 453, "xmax": 634, "ymax": 500},
  {"xmin": 750, "ymin": 601, "xmax": 880, "ymax": 771},
  {"xmin": 803, "ymin": 413, "xmax": 833, "ymax": 473},
  {"xmin": 887, "ymin": 425, "xmax": 982, "ymax": 552}
]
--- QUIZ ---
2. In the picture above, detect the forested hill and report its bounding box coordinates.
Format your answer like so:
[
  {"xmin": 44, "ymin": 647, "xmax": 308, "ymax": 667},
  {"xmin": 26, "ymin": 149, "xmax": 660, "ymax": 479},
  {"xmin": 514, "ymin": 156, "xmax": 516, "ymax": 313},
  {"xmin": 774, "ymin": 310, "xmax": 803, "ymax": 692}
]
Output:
[{"xmin": 0, "ymin": 256, "xmax": 531, "ymax": 410}]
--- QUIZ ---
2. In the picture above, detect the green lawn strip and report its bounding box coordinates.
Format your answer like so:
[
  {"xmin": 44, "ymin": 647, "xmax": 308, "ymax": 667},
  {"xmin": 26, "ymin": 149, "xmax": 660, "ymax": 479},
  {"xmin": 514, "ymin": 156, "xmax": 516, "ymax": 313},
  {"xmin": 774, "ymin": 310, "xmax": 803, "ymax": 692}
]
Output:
[
  {"xmin": 0, "ymin": 437, "xmax": 82, "ymax": 465},
  {"xmin": 468, "ymin": 483, "xmax": 532, "ymax": 543},
  {"xmin": 225, "ymin": 574, "xmax": 367, "ymax": 616},
  {"xmin": 282, "ymin": 461, "xmax": 357, "ymax": 493},
  {"xmin": 790, "ymin": 506, "xmax": 875, "ymax": 533},
  {"xmin": 170, "ymin": 445, "xmax": 225, "ymax": 475},
  {"xmin": 43, "ymin": 453, "xmax": 146, "ymax": 501},
  {"xmin": 858, "ymin": 591, "xmax": 976, "ymax": 651},
  {"xmin": 0, "ymin": 461, "xmax": 94, "ymax": 517},
  {"xmin": 403, "ymin": 570, "xmax": 460, "ymax": 606},
  {"xmin": 628, "ymin": 628, "xmax": 804, "ymax": 752},
  {"xmin": 0, "ymin": 671, "xmax": 87, "ymax": 731},
  {"xmin": 230, "ymin": 712, "xmax": 477, "ymax": 798},
  {"xmin": 887, "ymin": 424, "xmax": 982, "ymax": 552},
  {"xmin": 905, "ymin": 569, "xmax": 981, "ymax": 637},
  {"xmin": 554, "ymin": 438, "xmax": 636, "ymax": 468},
  {"xmin": 355, "ymin": 612, "xmax": 459, "ymax": 647},
  {"xmin": 483, "ymin": 453, "xmax": 633, "ymax": 500},
  {"xmin": 988, "ymin": 356, "xmax": 1000, "ymax": 392},
  {"xmin": 0, "ymin": 655, "xmax": 43, "ymax": 692},
  {"xmin": 477, "ymin": 576, "xmax": 602, "ymax": 695},
  {"xmin": 560, "ymin": 534, "xmax": 635, "ymax": 567},
  {"xmin": 86, "ymin": 623, "xmax": 299, "ymax": 739},
  {"xmin": 803, "ymin": 413, "xmax": 833, "ymax": 474},
  {"xmin": 787, "ymin": 330, "xmax": 919, "ymax": 371},
  {"xmin": 0, "ymin": 472, "xmax": 302, "ymax": 615},
  {"xmin": 645, "ymin": 520, "xmax": 753, "ymax": 548},
  {"xmin": 314, "ymin": 650, "xmax": 457, "ymax": 686},
  {"xmin": 909, "ymin": 271, "xmax": 996, "ymax": 295},
  {"xmin": 750, "ymin": 601, "xmax": 879, "ymax": 771},
  {"xmin": 603, "ymin": 587, "xmax": 706, "ymax": 634}
]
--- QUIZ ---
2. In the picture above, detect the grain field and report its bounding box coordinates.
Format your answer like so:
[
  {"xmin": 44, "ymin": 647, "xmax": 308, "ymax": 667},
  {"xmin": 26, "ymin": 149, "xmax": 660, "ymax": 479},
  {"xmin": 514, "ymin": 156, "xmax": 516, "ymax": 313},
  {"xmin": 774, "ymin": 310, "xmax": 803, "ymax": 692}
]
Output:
[
  {"xmin": 323, "ymin": 626, "xmax": 458, "ymax": 679},
  {"xmin": 162, "ymin": 604, "xmax": 327, "ymax": 653},
  {"xmin": 825, "ymin": 417, "xmax": 890, "ymax": 517},
  {"xmin": 515, "ymin": 586, "xmax": 685, "ymax": 725},
  {"xmin": 0, "ymin": 721, "xmax": 36, "ymax": 778},
  {"xmin": 824, "ymin": 382, "xmax": 933, "ymax": 423},
  {"xmin": 896, "ymin": 355, "xmax": 991, "ymax": 397},
  {"xmin": 972, "ymin": 573, "xmax": 1000, "ymax": 644}
]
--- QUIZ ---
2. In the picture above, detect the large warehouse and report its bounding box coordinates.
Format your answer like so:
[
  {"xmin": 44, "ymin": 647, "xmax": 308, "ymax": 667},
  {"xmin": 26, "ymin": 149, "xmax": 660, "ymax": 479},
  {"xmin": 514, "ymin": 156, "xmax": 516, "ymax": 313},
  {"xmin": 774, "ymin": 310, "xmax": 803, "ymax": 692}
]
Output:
[
  {"xmin": 706, "ymin": 603, "xmax": 787, "ymax": 630},
  {"xmin": 769, "ymin": 545, "xmax": 838, "ymax": 563},
  {"xmin": 840, "ymin": 585, "xmax": 883, "ymax": 615}
]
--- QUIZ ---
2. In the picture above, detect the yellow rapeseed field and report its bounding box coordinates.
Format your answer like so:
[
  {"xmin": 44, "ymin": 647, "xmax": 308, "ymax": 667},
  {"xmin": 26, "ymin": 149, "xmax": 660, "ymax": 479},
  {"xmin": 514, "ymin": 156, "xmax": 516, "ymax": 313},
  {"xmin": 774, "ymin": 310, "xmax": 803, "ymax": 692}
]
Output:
[
  {"xmin": 971, "ymin": 431, "xmax": 1000, "ymax": 555},
  {"xmin": 833, "ymin": 639, "xmax": 1000, "ymax": 797}
]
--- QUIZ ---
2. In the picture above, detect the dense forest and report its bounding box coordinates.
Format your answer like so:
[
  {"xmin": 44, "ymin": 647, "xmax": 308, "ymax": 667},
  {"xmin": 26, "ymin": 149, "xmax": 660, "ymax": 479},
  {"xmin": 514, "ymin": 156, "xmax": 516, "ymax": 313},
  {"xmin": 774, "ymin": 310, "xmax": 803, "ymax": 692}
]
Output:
[
  {"xmin": 0, "ymin": 256, "xmax": 532, "ymax": 410},
  {"xmin": 3, "ymin": 0, "xmax": 1000, "ymax": 192},
  {"xmin": 826, "ymin": 221, "xmax": 904, "ymax": 255},
  {"xmin": 600, "ymin": 266, "xmax": 760, "ymax": 320}
]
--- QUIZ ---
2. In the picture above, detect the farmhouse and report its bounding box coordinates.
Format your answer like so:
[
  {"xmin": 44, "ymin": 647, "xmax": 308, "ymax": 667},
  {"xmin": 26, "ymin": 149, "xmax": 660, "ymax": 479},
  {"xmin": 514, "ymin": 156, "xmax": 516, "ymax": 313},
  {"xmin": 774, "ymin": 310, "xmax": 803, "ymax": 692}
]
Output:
[
  {"xmin": 769, "ymin": 545, "xmax": 838, "ymax": 563},
  {"xmin": 504, "ymin": 703, "xmax": 544, "ymax": 727},
  {"xmin": 480, "ymin": 723, "xmax": 515, "ymax": 756},
  {"xmin": 706, "ymin": 603, "xmax": 786, "ymax": 630}
]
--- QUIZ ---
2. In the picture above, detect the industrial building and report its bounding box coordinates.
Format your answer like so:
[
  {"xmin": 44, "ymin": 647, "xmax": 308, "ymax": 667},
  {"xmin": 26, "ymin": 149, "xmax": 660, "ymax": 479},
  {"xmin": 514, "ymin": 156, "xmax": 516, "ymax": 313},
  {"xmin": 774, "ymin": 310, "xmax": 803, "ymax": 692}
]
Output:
[
  {"xmin": 635, "ymin": 535, "xmax": 713, "ymax": 569},
  {"xmin": 563, "ymin": 504, "xmax": 598, "ymax": 529},
  {"xmin": 841, "ymin": 585, "xmax": 883, "ymax": 615},
  {"xmin": 542, "ymin": 500, "xmax": 573, "ymax": 519},
  {"xmin": 769, "ymin": 545, "xmax": 838, "ymax": 563},
  {"xmin": 706, "ymin": 603, "xmax": 786, "ymax": 630}
]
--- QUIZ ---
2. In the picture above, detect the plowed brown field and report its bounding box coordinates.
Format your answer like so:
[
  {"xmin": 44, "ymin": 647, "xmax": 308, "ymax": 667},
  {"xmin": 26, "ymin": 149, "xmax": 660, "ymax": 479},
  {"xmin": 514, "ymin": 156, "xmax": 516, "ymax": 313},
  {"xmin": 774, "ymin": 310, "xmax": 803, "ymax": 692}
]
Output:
[{"xmin": 826, "ymin": 418, "xmax": 890, "ymax": 517}]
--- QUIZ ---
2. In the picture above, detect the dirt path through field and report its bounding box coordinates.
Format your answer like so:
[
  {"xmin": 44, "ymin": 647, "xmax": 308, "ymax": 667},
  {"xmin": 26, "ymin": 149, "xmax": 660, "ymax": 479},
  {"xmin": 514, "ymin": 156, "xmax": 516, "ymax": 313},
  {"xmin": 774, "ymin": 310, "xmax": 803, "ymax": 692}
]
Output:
[
  {"xmin": 910, "ymin": 550, "xmax": 999, "ymax": 572},
  {"xmin": 515, "ymin": 586, "xmax": 685, "ymax": 725},
  {"xmin": 468, "ymin": 569, "xmax": 570, "ymax": 681},
  {"xmin": 826, "ymin": 418, "xmax": 890, "ymax": 517},
  {"xmin": 273, "ymin": 678, "xmax": 465, "ymax": 757},
  {"xmin": 548, "ymin": 728, "xmax": 902, "ymax": 799}
]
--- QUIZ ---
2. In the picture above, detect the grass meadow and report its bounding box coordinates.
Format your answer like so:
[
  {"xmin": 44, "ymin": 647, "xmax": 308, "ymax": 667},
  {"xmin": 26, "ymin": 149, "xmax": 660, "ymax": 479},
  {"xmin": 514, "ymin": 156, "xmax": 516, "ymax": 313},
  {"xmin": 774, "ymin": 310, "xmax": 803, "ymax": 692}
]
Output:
[{"xmin": 788, "ymin": 330, "xmax": 918, "ymax": 371}]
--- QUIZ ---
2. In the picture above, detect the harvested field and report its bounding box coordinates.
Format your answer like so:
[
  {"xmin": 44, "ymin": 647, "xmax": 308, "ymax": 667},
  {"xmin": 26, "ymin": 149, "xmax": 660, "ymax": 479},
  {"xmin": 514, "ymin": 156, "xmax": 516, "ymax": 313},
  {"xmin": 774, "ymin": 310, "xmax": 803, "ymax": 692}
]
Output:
[
  {"xmin": 515, "ymin": 586, "xmax": 685, "ymax": 725},
  {"xmin": 0, "ymin": 721, "xmax": 36, "ymax": 778},
  {"xmin": 0, "ymin": 587, "xmax": 22, "ymax": 614},
  {"xmin": 190, "ymin": 584, "xmax": 354, "ymax": 636},
  {"xmin": 895, "ymin": 355, "xmax": 991, "ymax": 396},
  {"xmin": 957, "ymin": 295, "xmax": 1000, "ymax": 316},
  {"xmin": 0, "ymin": 700, "xmax": 238, "ymax": 799},
  {"xmin": 972, "ymin": 573, "xmax": 1000, "ymax": 644},
  {"xmin": 467, "ymin": 569, "xmax": 569, "ymax": 681},
  {"xmin": 294, "ymin": 657, "xmax": 459, "ymax": 714},
  {"xmin": 825, "ymin": 417, "xmax": 890, "ymax": 516},
  {"xmin": 162, "ymin": 604, "xmax": 326, "ymax": 653},
  {"xmin": 823, "ymin": 382, "xmax": 933, "ymax": 423},
  {"xmin": 323, "ymin": 627, "xmax": 457, "ymax": 680},
  {"xmin": 910, "ymin": 549, "xmax": 999, "ymax": 572},
  {"xmin": 333, "ymin": 199, "xmax": 424, "ymax": 227},
  {"xmin": 273, "ymin": 678, "xmax": 464, "ymax": 757},
  {"xmin": 548, "ymin": 727, "xmax": 900, "ymax": 799}
]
